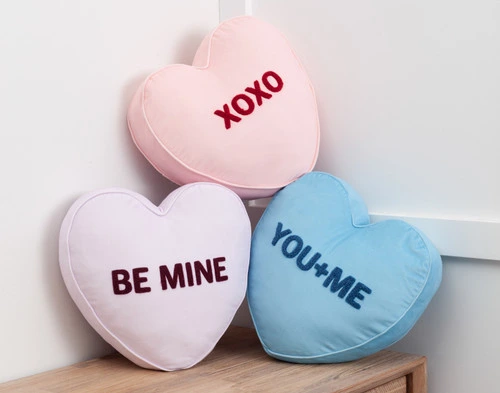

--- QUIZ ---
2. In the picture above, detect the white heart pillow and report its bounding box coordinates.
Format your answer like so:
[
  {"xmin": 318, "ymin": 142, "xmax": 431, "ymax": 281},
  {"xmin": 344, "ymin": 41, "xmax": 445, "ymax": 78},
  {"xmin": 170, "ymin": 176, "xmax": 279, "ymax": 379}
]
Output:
[
  {"xmin": 127, "ymin": 16, "xmax": 320, "ymax": 199},
  {"xmin": 59, "ymin": 183, "xmax": 251, "ymax": 370}
]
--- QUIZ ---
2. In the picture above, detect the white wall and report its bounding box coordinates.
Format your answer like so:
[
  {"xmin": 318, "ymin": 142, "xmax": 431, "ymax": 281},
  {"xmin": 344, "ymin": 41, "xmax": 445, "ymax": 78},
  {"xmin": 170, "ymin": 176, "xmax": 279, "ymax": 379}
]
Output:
[
  {"xmin": 2, "ymin": 1, "xmax": 499, "ymax": 391},
  {"xmin": 391, "ymin": 256, "xmax": 500, "ymax": 393},
  {"xmin": 247, "ymin": 0, "xmax": 500, "ymax": 262},
  {"xmin": 251, "ymin": 0, "xmax": 500, "ymax": 221},
  {"xmin": 232, "ymin": 1, "xmax": 500, "ymax": 392},
  {"xmin": 0, "ymin": 0, "xmax": 219, "ymax": 383}
]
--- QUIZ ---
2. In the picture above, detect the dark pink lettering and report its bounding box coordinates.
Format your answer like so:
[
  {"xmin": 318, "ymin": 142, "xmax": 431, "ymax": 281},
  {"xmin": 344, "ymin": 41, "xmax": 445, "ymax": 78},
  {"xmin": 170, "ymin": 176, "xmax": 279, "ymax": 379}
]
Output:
[
  {"xmin": 245, "ymin": 80, "xmax": 272, "ymax": 105},
  {"xmin": 214, "ymin": 71, "xmax": 284, "ymax": 129},
  {"xmin": 262, "ymin": 71, "xmax": 284, "ymax": 93},
  {"xmin": 231, "ymin": 94, "xmax": 255, "ymax": 116},
  {"xmin": 214, "ymin": 104, "xmax": 241, "ymax": 129}
]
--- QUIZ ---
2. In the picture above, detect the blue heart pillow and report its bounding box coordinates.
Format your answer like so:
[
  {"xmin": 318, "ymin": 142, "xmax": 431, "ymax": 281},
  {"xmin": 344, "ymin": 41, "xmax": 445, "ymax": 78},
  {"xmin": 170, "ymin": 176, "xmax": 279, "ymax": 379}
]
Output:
[{"xmin": 248, "ymin": 172, "xmax": 442, "ymax": 363}]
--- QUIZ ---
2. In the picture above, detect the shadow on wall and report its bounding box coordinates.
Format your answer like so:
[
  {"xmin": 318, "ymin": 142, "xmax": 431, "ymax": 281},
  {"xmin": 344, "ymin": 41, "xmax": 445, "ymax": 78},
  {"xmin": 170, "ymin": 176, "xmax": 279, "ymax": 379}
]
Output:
[
  {"xmin": 41, "ymin": 199, "xmax": 115, "ymax": 360},
  {"xmin": 118, "ymin": 29, "xmax": 208, "ymax": 206},
  {"xmin": 28, "ymin": 25, "xmax": 214, "ymax": 375},
  {"xmin": 174, "ymin": 30, "xmax": 208, "ymax": 65},
  {"xmin": 389, "ymin": 257, "xmax": 500, "ymax": 393},
  {"xmin": 232, "ymin": 206, "xmax": 266, "ymax": 328},
  {"xmin": 120, "ymin": 74, "xmax": 180, "ymax": 204}
]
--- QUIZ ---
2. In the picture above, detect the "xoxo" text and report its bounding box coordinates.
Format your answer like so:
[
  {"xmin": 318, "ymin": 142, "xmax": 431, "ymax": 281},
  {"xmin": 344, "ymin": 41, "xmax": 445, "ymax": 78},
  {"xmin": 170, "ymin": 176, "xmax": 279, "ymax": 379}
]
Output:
[{"xmin": 214, "ymin": 71, "xmax": 284, "ymax": 130}]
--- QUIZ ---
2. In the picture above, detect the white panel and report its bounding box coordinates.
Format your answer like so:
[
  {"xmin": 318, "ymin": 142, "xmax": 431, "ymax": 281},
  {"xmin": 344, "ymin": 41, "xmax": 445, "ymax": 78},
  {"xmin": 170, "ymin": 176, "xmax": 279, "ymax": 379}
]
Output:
[
  {"xmin": 247, "ymin": 198, "xmax": 500, "ymax": 260},
  {"xmin": 370, "ymin": 214, "xmax": 500, "ymax": 260},
  {"xmin": 237, "ymin": 4, "xmax": 500, "ymax": 393},
  {"xmin": 219, "ymin": 0, "xmax": 251, "ymax": 20},
  {"xmin": 391, "ymin": 257, "xmax": 500, "ymax": 393},
  {"xmin": 243, "ymin": 4, "xmax": 500, "ymax": 393},
  {"xmin": 0, "ymin": 0, "xmax": 219, "ymax": 383},
  {"xmin": 248, "ymin": 0, "xmax": 500, "ymax": 259}
]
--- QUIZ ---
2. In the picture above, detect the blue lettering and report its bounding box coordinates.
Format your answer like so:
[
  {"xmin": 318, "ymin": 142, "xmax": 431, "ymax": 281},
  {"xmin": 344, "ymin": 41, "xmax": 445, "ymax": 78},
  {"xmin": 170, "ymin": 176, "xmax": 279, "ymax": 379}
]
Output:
[
  {"xmin": 323, "ymin": 267, "xmax": 355, "ymax": 299},
  {"xmin": 272, "ymin": 223, "xmax": 372, "ymax": 310},
  {"xmin": 313, "ymin": 263, "xmax": 329, "ymax": 277},
  {"xmin": 282, "ymin": 235, "xmax": 303, "ymax": 258},
  {"xmin": 296, "ymin": 246, "xmax": 321, "ymax": 271},
  {"xmin": 345, "ymin": 282, "xmax": 372, "ymax": 310},
  {"xmin": 272, "ymin": 222, "xmax": 292, "ymax": 246}
]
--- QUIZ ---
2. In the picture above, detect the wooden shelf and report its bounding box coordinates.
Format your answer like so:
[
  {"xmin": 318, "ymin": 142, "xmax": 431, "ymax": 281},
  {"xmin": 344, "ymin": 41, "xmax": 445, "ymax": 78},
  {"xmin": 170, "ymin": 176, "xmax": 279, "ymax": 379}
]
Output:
[{"xmin": 0, "ymin": 327, "xmax": 426, "ymax": 393}]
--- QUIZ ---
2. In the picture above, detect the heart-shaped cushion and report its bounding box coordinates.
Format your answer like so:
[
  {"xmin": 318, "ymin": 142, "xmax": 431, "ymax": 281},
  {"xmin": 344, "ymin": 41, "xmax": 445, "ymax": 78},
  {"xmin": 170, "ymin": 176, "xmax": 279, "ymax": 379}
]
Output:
[
  {"xmin": 127, "ymin": 16, "xmax": 319, "ymax": 199},
  {"xmin": 59, "ymin": 183, "xmax": 251, "ymax": 370},
  {"xmin": 248, "ymin": 172, "xmax": 442, "ymax": 363}
]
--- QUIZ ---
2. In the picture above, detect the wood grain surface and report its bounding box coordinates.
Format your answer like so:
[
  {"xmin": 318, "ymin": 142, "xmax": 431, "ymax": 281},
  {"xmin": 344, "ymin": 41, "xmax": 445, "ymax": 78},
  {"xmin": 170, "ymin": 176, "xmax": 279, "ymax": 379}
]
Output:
[{"xmin": 0, "ymin": 326, "xmax": 426, "ymax": 392}]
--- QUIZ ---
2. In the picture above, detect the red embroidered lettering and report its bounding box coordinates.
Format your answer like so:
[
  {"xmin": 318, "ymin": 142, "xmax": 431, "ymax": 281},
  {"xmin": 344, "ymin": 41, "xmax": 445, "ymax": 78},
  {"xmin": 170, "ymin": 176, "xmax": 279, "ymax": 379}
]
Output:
[
  {"xmin": 112, "ymin": 269, "xmax": 133, "ymax": 295},
  {"xmin": 112, "ymin": 258, "xmax": 229, "ymax": 295},
  {"xmin": 194, "ymin": 260, "xmax": 213, "ymax": 285},
  {"xmin": 214, "ymin": 71, "xmax": 284, "ymax": 130},
  {"xmin": 185, "ymin": 262, "xmax": 194, "ymax": 287},
  {"xmin": 158, "ymin": 257, "xmax": 228, "ymax": 291},
  {"xmin": 214, "ymin": 104, "xmax": 241, "ymax": 130},
  {"xmin": 132, "ymin": 267, "xmax": 151, "ymax": 293},
  {"xmin": 112, "ymin": 268, "xmax": 150, "ymax": 294},
  {"xmin": 159, "ymin": 263, "xmax": 185, "ymax": 290},
  {"xmin": 262, "ymin": 71, "xmax": 284, "ymax": 93},
  {"xmin": 214, "ymin": 256, "xmax": 228, "ymax": 282},
  {"xmin": 245, "ymin": 80, "xmax": 272, "ymax": 106},
  {"xmin": 231, "ymin": 94, "xmax": 255, "ymax": 116}
]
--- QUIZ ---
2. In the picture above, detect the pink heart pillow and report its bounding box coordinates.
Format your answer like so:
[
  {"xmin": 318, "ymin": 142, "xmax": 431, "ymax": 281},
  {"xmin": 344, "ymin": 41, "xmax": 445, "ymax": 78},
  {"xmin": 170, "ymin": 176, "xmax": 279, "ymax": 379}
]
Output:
[
  {"xmin": 59, "ymin": 183, "xmax": 251, "ymax": 370},
  {"xmin": 127, "ymin": 16, "xmax": 320, "ymax": 199}
]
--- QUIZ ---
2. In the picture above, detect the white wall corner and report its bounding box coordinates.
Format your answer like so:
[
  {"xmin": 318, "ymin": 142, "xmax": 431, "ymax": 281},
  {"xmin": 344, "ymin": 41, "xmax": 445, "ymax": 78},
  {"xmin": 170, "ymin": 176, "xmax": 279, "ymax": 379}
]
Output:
[
  {"xmin": 219, "ymin": 0, "xmax": 252, "ymax": 21},
  {"xmin": 247, "ymin": 197, "xmax": 500, "ymax": 261}
]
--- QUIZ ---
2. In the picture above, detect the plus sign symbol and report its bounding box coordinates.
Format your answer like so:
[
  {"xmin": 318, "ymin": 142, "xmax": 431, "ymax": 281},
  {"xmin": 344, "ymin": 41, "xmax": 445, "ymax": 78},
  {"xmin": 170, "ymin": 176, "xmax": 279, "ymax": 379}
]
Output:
[{"xmin": 314, "ymin": 263, "xmax": 329, "ymax": 277}]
